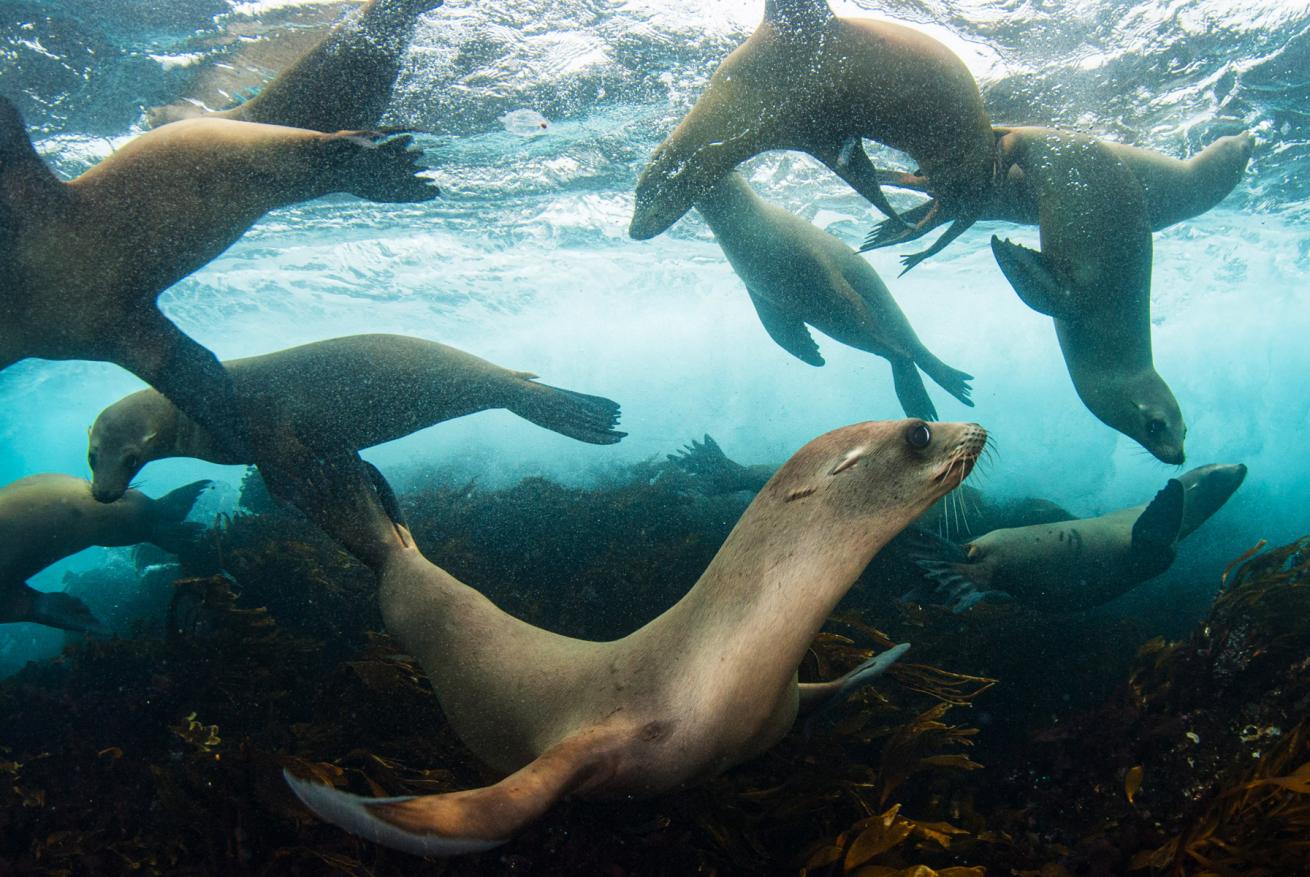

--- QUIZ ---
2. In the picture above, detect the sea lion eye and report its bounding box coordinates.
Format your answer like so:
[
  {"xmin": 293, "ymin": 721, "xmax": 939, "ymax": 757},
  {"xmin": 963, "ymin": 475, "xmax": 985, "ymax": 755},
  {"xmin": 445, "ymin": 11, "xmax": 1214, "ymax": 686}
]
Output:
[
  {"xmin": 87, "ymin": 451, "xmax": 98, "ymax": 470},
  {"xmin": 905, "ymin": 423, "xmax": 932, "ymax": 449},
  {"xmin": 124, "ymin": 453, "xmax": 140, "ymax": 471},
  {"xmin": 1146, "ymin": 419, "xmax": 1165, "ymax": 436}
]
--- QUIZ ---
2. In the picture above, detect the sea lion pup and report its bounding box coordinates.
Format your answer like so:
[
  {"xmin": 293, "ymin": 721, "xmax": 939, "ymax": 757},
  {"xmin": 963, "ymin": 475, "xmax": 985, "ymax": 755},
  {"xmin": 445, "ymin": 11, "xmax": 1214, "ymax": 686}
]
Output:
[
  {"xmin": 696, "ymin": 173, "xmax": 973, "ymax": 419},
  {"xmin": 0, "ymin": 97, "xmax": 437, "ymax": 463},
  {"xmin": 87, "ymin": 334, "xmax": 626, "ymax": 503},
  {"xmin": 912, "ymin": 463, "xmax": 1248, "ymax": 613},
  {"xmin": 148, "ymin": 0, "xmax": 444, "ymax": 131},
  {"xmin": 862, "ymin": 129, "xmax": 1255, "ymax": 262},
  {"xmin": 628, "ymin": 0, "xmax": 995, "ymax": 248},
  {"xmin": 279, "ymin": 418, "xmax": 987, "ymax": 854},
  {"xmin": 981, "ymin": 128, "xmax": 1185, "ymax": 463},
  {"xmin": 0, "ymin": 475, "xmax": 211, "ymax": 634}
]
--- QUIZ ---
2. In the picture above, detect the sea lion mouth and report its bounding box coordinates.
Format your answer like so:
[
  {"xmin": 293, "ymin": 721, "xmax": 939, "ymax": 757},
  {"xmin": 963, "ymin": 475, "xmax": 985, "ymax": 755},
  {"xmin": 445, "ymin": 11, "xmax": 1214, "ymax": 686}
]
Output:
[{"xmin": 934, "ymin": 426, "xmax": 988, "ymax": 488}]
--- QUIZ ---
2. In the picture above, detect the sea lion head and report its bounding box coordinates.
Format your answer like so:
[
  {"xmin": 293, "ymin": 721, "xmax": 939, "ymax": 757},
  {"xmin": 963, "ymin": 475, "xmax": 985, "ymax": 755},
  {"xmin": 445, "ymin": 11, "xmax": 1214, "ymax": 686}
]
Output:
[
  {"xmin": 1201, "ymin": 132, "xmax": 1254, "ymax": 189},
  {"xmin": 1117, "ymin": 371, "xmax": 1186, "ymax": 465},
  {"xmin": 768, "ymin": 419, "xmax": 988, "ymax": 535},
  {"xmin": 1176, "ymin": 462, "xmax": 1247, "ymax": 539},
  {"xmin": 87, "ymin": 396, "xmax": 163, "ymax": 503},
  {"xmin": 630, "ymin": 145, "xmax": 704, "ymax": 241}
]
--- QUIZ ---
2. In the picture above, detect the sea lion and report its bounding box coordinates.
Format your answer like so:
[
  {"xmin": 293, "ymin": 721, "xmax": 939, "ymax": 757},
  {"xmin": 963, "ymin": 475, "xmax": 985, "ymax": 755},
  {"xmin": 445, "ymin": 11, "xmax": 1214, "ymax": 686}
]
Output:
[
  {"xmin": 695, "ymin": 173, "xmax": 973, "ymax": 419},
  {"xmin": 0, "ymin": 475, "xmax": 211, "ymax": 633},
  {"xmin": 862, "ymin": 129, "xmax": 1255, "ymax": 263},
  {"xmin": 0, "ymin": 97, "xmax": 437, "ymax": 462},
  {"xmin": 278, "ymin": 417, "xmax": 987, "ymax": 854},
  {"xmin": 148, "ymin": 0, "xmax": 443, "ymax": 131},
  {"xmin": 629, "ymin": 0, "xmax": 995, "ymax": 248},
  {"xmin": 87, "ymin": 334, "xmax": 626, "ymax": 503},
  {"xmin": 912, "ymin": 463, "xmax": 1247, "ymax": 612},
  {"xmin": 979, "ymin": 128, "xmax": 1185, "ymax": 463}
]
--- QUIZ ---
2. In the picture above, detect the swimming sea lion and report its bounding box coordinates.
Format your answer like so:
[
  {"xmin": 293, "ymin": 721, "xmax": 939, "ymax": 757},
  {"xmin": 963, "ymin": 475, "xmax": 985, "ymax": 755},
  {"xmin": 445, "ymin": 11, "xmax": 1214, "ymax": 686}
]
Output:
[
  {"xmin": 279, "ymin": 417, "xmax": 987, "ymax": 854},
  {"xmin": 148, "ymin": 0, "xmax": 444, "ymax": 131},
  {"xmin": 629, "ymin": 0, "xmax": 995, "ymax": 247},
  {"xmin": 984, "ymin": 128, "xmax": 1185, "ymax": 463},
  {"xmin": 912, "ymin": 463, "xmax": 1247, "ymax": 612},
  {"xmin": 695, "ymin": 173, "xmax": 973, "ymax": 419},
  {"xmin": 87, "ymin": 334, "xmax": 626, "ymax": 502},
  {"xmin": 862, "ymin": 129, "xmax": 1255, "ymax": 263},
  {"xmin": 0, "ymin": 98, "xmax": 437, "ymax": 462},
  {"xmin": 0, "ymin": 475, "xmax": 211, "ymax": 633}
]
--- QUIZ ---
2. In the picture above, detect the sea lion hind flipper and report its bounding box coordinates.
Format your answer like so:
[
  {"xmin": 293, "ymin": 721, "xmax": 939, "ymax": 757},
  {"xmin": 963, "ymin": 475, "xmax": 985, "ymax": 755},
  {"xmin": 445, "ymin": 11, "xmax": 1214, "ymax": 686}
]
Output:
[
  {"xmin": 889, "ymin": 358, "xmax": 938, "ymax": 421},
  {"xmin": 26, "ymin": 589, "xmax": 110, "ymax": 635},
  {"xmin": 1129, "ymin": 479, "xmax": 1185, "ymax": 576},
  {"xmin": 859, "ymin": 201, "xmax": 939, "ymax": 252},
  {"xmin": 328, "ymin": 132, "xmax": 439, "ymax": 203},
  {"xmin": 511, "ymin": 383, "xmax": 627, "ymax": 445},
  {"xmin": 913, "ymin": 352, "xmax": 974, "ymax": 408},
  {"xmin": 898, "ymin": 216, "xmax": 977, "ymax": 276},
  {"xmin": 904, "ymin": 528, "xmax": 1000, "ymax": 613},
  {"xmin": 747, "ymin": 289, "xmax": 824, "ymax": 366},
  {"xmin": 284, "ymin": 724, "xmax": 632, "ymax": 855},
  {"xmin": 816, "ymin": 137, "xmax": 908, "ymax": 228},
  {"xmin": 989, "ymin": 236, "xmax": 1079, "ymax": 320}
]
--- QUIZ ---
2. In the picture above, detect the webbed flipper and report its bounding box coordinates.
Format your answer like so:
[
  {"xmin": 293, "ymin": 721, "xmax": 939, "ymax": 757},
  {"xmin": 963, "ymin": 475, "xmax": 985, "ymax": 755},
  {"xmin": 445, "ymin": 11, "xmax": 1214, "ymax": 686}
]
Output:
[
  {"xmin": 509, "ymin": 382, "xmax": 627, "ymax": 445},
  {"xmin": 815, "ymin": 137, "xmax": 908, "ymax": 228},
  {"xmin": 860, "ymin": 201, "xmax": 941, "ymax": 252},
  {"xmin": 904, "ymin": 527, "xmax": 1007, "ymax": 613},
  {"xmin": 1129, "ymin": 478, "xmax": 1185, "ymax": 578},
  {"xmin": 990, "ymin": 236, "xmax": 1080, "ymax": 320},
  {"xmin": 897, "ymin": 216, "xmax": 977, "ymax": 276},
  {"xmin": 20, "ymin": 587, "xmax": 110, "ymax": 635},
  {"xmin": 285, "ymin": 723, "xmax": 633, "ymax": 856},
  {"xmin": 799, "ymin": 642, "xmax": 910, "ymax": 716},
  {"xmin": 747, "ymin": 288, "xmax": 824, "ymax": 366},
  {"xmin": 889, "ymin": 358, "xmax": 937, "ymax": 421}
]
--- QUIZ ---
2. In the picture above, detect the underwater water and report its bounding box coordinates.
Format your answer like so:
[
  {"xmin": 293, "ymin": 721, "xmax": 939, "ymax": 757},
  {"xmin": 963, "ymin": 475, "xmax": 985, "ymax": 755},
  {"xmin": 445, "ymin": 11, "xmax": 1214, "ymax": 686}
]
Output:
[{"xmin": 1, "ymin": 0, "xmax": 1309, "ymax": 873}]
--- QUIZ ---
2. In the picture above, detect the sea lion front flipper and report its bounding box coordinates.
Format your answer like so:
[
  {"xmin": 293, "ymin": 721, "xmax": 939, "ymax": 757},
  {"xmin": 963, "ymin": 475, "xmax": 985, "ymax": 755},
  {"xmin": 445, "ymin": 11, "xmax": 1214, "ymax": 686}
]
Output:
[
  {"xmin": 17, "ymin": 586, "xmax": 110, "ymax": 635},
  {"xmin": 111, "ymin": 311, "xmax": 254, "ymax": 463},
  {"xmin": 1129, "ymin": 478, "xmax": 1185, "ymax": 578},
  {"xmin": 815, "ymin": 137, "xmax": 908, "ymax": 227},
  {"xmin": 889, "ymin": 358, "xmax": 938, "ymax": 421},
  {"xmin": 326, "ymin": 132, "xmax": 439, "ymax": 203},
  {"xmin": 509, "ymin": 381, "xmax": 627, "ymax": 445},
  {"xmin": 747, "ymin": 289, "xmax": 824, "ymax": 366},
  {"xmin": 284, "ymin": 723, "xmax": 632, "ymax": 856},
  {"xmin": 989, "ymin": 236, "xmax": 1080, "ymax": 320},
  {"xmin": 798, "ymin": 642, "xmax": 910, "ymax": 720}
]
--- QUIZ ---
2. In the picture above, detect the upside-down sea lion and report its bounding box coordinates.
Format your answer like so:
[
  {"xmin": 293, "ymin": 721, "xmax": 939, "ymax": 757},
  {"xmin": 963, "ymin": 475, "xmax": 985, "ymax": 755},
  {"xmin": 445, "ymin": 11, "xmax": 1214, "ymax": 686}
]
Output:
[
  {"xmin": 862, "ymin": 129, "xmax": 1255, "ymax": 264},
  {"xmin": 0, "ymin": 475, "xmax": 211, "ymax": 633},
  {"xmin": 629, "ymin": 0, "xmax": 995, "ymax": 247},
  {"xmin": 912, "ymin": 463, "xmax": 1247, "ymax": 612},
  {"xmin": 148, "ymin": 0, "xmax": 444, "ymax": 131},
  {"xmin": 0, "ymin": 98, "xmax": 437, "ymax": 462},
  {"xmin": 696, "ymin": 172, "xmax": 973, "ymax": 419},
  {"xmin": 980, "ymin": 128, "xmax": 1185, "ymax": 463},
  {"xmin": 279, "ymin": 417, "xmax": 987, "ymax": 854},
  {"xmin": 87, "ymin": 334, "xmax": 626, "ymax": 503}
]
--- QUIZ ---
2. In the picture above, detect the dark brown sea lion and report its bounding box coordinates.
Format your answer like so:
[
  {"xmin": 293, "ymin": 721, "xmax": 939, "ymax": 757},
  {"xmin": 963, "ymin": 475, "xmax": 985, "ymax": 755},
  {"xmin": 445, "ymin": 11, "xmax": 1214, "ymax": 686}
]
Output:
[
  {"xmin": 862, "ymin": 128, "xmax": 1255, "ymax": 266},
  {"xmin": 0, "ymin": 475, "xmax": 210, "ymax": 633},
  {"xmin": 280, "ymin": 418, "xmax": 987, "ymax": 854},
  {"xmin": 911, "ymin": 463, "xmax": 1247, "ymax": 612},
  {"xmin": 87, "ymin": 334, "xmax": 626, "ymax": 503},
  {"xmin": 629, "ymin": 0, "xmax": 995, "ymax": 247},
  {"xmin": 148, "ymin": 0, "xmax": 444, "ymax": 131},
  {"xmin": 695, "ymin": 172, "xmax": 973, "ymax": 419},
  {"xmin": 985, "ymin": 128, "xmax": 1185, "ymax": 463},
  {"xmin": 0, "ymin": 98, "xmax": 436, "ymax": 462}
]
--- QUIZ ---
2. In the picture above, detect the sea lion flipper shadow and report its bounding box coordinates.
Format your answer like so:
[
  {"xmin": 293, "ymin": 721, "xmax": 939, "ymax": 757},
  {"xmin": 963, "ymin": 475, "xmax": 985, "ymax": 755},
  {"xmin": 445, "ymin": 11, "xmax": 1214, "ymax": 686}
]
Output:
[
  {"xmin": 284, "ymin": 723, "xmax": 636, "ymax": 857},
  {"xmin": 989, "ymin": 235, "xmax": 1079, "ymax": 320},
  {"xmin": 747, "ymin": 288, "xmax": 824, "ymax": 366},
  {"xmin": 111, "ymin": 311, "xmax": 253, "ymax": 462}
]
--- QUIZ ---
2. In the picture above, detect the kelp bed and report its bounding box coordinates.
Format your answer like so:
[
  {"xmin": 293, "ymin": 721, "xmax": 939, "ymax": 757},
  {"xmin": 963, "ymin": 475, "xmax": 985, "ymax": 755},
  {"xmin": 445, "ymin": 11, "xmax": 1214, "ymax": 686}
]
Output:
[{"xmin": 0, "ymin": 466, "xmax": 1307, "ymax": 876}]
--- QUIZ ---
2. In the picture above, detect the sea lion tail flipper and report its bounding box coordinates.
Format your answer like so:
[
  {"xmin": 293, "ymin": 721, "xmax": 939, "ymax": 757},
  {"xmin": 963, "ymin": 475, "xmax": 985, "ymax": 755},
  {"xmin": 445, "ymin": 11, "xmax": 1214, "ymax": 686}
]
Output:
[
  {"xmin": 747, "ymin": 288, "xmax": 824, "ymax": 366},
  {"xmin": 818, "ymin": 137, "xmax": 907, "ymax": 227},
  {"xmin": 889, "ymin": 358, "xmax": 938, "ymax": 421},
  {"xmin": 329, "ymin": 132, "xmax": 439, "ymax": 203},
  {"xmin": 897, "ymin": 216, "xmax": 977, "ymax": 276},
  {"xmin": 859, "ymin": 201, "xmax": 939, "ymax": 252},
  {"xmin": 511, "ymin": 382, "xmax": 627, "ymax": 445},
  {"xmin": 284, "ymin": 724, "xmax": 632, "ymax": 856},
  {"xmin": 913, "ymin": 352, "xmax": 974, "ymax": 408},
  {"xmin": 989, "ymin": 236, "xmax": 1079, "ymax": 320},
  {"xmin": 1129, "ymin": 479, "xmax": 1185, "ymax": 576},
  {"xmin": 24, "ymin": 588, "xmax": 110, "ymax": 635}
]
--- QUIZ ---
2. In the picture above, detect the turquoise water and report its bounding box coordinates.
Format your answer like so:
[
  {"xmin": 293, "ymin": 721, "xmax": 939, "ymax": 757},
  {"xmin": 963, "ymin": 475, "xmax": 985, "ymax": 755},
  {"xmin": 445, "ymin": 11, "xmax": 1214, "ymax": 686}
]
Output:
[{"xmin": 0, "ymin": 2, "xmax": 1307, "ymax": 861}]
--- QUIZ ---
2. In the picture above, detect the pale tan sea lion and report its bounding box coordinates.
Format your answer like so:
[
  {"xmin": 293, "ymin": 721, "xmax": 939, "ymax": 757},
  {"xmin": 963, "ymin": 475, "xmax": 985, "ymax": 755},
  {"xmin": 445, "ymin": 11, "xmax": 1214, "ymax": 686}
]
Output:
[
  {"xmin": 148, "ymin": 0, "xmax": 444, "ymax": 132},
  {"xmin": 87, "ymin": 334, "xmax": 626, "ymax": 503},
  {"xmin": 984, "ymin": 128, "xmax": 1185, "ymax": 463},
  {"xmin": 863, "ymin": 129, "xmax": 1255, "ymax": 263},
  {"xmin": 629, "ymin": 0, "xmax": 995, "ymax": 246},
  {"xmin": 0, "ymin": 475, "xmax": 211, "ymax": 633},
  {"xmin": 0, "ymin": 98, "xmax": 437, "ymax": 462},
  {"xmin": 695, "ymin": 172, "xmax": 973, "ymax": 420},
  {"xmin": 912, "ymin": 463, "xmax": 1246, "ymax": 612},
  {"xmin": 279, "ymin": 418, "xmax": 987, "ymax": 854}
]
